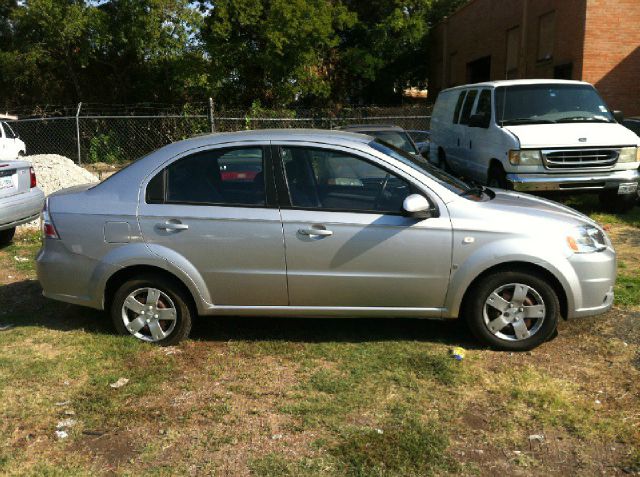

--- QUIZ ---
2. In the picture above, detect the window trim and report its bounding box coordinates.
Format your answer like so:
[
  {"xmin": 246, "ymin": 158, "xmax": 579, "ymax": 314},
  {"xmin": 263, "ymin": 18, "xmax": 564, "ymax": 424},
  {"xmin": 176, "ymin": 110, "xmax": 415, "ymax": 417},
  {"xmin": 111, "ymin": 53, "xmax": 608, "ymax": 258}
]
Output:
[
  {"xmin": 144, "ymin": 145, "xmax": 278, "ymax": 209},
  {"xmin": 272, "ymin": 144, "xmax": 433, "ymax": 217}
]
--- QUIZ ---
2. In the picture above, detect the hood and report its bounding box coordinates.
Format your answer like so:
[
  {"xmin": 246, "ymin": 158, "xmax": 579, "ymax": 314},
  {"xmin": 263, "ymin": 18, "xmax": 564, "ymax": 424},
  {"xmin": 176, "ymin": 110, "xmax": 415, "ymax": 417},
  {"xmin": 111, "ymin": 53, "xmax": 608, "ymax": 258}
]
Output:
[
  {"xmin": 504, "ymin": 122, "xmax": 640, "ymax": 148},
  {"xmin": 486, "ymin": 190, "xmax": 596, "ymax": 226}
]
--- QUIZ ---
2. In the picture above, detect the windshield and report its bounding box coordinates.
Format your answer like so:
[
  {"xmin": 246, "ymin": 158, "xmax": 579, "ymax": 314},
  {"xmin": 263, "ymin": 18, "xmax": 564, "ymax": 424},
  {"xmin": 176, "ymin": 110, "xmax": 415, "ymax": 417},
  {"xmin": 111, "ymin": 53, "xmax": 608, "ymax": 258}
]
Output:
[
  {"xmin": 495, "ymin": 84, "xmax": 615, "ymax": 125},
  {"xmin": 362, "ymin": 130, "xmax": 418, "ymax": 154},
  {"xmin": 369, "ymin": 140, "xmax": 473, "ymax": 196}
]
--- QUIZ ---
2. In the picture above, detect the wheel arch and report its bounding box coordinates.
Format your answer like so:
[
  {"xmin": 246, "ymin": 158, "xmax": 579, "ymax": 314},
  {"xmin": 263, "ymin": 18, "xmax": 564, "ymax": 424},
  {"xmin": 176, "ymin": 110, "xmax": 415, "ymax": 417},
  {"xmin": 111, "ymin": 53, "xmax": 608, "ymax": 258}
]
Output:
[
  {"xmin": 458, "ymin": 261, "xmax": 568, "ymax": 321},
  {"xmin": 104, "ymin": 265, "xmax": 198, "ymax": 315}
]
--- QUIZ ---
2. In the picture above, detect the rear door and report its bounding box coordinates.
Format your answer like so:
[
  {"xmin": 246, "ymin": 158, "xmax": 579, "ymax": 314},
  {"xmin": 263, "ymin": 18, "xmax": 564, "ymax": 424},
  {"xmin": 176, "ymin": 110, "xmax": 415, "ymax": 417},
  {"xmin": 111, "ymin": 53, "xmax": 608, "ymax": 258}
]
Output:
[
  {"xmin": 137, "ymin": 144, "xmax": 288, "ymax": 306},
  {"xmin": 465, "ymin": 89, "xmax": 494, "ymax": 182},
  {"xmin": 274, "ymin": 143, "xmax": 452, "ymax": 311},
  {"xmin": 446, "ymin": 89, "xmax": 468, "ymax": 172}
]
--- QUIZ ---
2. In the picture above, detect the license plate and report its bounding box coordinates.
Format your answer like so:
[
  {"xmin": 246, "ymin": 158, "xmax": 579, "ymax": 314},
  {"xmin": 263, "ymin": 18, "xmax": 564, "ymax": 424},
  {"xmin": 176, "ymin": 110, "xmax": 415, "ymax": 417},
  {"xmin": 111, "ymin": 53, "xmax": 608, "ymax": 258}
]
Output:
[
  {"xmin": 618, "ymin": 183, "xmax": 638, "ymax": 195},
  {"xmin": 0, "ymin": 176, "xmax": 13, "ymax": 190}
]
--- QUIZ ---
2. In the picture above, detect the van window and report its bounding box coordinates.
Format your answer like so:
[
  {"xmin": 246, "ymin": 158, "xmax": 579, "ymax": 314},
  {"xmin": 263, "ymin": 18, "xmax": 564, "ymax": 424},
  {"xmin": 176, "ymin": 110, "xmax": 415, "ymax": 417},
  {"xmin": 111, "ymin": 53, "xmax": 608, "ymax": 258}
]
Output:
[
  {"xmin": 459, "ymin": 89, "xmax": 478, "ymax": 125},
  {"xmin": 475, "ymin": 90, "xmax": 492, "ymax": 118},
  {"xmin": 452, "ymin": 91, "xmax": 467, "ymax": 124}
]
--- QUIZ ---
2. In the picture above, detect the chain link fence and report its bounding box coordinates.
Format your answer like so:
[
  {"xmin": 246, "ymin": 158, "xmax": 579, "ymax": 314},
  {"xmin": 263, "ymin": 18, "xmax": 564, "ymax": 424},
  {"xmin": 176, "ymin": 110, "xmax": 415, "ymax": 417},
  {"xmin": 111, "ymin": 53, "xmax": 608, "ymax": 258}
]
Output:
[{"xmin": 7, "ymin": 104, "xmax": 432, "ymax": 164}]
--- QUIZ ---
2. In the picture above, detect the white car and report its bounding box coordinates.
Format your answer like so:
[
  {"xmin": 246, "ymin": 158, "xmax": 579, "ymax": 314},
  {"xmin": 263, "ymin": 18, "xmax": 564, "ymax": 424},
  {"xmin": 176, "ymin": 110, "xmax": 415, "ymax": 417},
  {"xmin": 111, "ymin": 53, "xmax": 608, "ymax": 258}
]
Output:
[
  {"xmin": 0, "ymin": 121, "xmax": 26, "ymax": 160},
  {"xmin": 429, "ymin": 79, "xmax": 640, "ymax": 211}
]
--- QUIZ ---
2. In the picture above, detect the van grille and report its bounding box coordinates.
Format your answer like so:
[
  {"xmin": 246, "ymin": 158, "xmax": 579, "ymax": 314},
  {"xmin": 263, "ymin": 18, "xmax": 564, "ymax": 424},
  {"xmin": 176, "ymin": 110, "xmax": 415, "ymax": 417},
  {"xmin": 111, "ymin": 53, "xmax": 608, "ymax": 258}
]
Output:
[{"xmin": 542, "ymin": 148, "xmax": 619, "ymax": 169}]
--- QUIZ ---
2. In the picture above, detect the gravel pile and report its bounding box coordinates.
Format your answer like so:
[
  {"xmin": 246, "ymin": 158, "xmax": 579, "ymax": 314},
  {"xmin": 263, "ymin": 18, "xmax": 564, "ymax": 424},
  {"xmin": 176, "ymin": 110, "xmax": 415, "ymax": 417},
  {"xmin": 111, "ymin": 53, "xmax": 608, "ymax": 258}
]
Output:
[
  {"xmin": 19, "ymin": 154, "xmax": 99, "ymax": 229},
  {"xmin": 28, "ymin": 154, "xmax": 98, "ymax": 197}
]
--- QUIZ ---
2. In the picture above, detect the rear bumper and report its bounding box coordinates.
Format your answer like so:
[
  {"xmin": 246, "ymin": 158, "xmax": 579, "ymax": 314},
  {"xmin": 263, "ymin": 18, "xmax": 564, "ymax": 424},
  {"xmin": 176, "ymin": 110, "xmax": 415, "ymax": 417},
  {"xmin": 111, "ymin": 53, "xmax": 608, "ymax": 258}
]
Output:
[
  {"xmin": 0, "ymin": 187, "xmax": 45, "ymax": 231},
  {"xmin": 507, "ymin": 168, "xmax": 640, "ymax": 193}
]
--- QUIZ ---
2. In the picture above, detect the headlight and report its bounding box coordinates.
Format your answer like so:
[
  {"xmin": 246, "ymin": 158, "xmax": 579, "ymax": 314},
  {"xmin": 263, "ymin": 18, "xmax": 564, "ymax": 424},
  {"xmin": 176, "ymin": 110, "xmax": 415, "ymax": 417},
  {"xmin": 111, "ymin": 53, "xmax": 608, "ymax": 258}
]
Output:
[
  {"xmin": 509, "ymin": 150, "xmax": 542, "ymax": 165},
  {"xmin": 566, "ymin": 225, "xmax": 607, "ymax": 253},
  {"xmin": 618, "ymin": 146, "xmax": 639, "ymax": 163}
]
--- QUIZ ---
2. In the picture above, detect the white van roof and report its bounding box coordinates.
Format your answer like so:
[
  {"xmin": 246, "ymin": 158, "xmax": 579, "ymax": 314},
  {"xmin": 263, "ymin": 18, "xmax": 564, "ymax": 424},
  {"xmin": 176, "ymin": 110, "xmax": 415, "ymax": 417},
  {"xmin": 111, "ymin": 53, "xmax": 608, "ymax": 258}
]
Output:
[{"xmin": 441, "ymin": 79, "xmax": 590, "ymax": 93}]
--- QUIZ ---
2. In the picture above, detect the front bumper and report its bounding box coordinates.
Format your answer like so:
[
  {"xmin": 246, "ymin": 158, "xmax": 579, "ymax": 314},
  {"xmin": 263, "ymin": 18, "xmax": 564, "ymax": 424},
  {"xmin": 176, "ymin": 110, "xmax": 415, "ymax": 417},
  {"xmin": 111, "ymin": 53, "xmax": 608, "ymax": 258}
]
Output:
[
  {"xmin": 566, "ymin": 247, "xmax": 617, "ymax": 319},
  {"xmin": 507, "ymin": 168, "xmax": 640, "ymax": 193},
  {"xmin": 0, "ymin": 187, "xmax": 45, "ymax": 231}
]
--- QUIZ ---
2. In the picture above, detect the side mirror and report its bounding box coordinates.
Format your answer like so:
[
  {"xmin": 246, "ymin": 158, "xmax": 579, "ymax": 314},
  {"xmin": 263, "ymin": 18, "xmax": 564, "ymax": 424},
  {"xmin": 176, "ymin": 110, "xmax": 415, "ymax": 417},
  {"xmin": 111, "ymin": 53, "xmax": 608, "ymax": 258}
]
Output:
[
  {"xmin": 469, "ymin": 113, "xmax": 490, "ymax": 128},
  {"xmin": 402, "ymin": 194, "xmax": 434, "ymax": 219},
  {"xmin": 613, "ymin": 110, "xmax": 624, "ymax": 123}
]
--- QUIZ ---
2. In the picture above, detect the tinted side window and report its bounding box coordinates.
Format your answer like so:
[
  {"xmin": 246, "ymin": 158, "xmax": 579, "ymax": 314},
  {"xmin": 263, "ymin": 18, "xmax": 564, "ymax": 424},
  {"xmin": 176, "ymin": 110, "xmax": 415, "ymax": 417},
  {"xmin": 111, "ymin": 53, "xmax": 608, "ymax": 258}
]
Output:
[
  {"xmin": 282, "ymin": 147, "xmax": 411, "ymax": 213},
  {"xmin": 476, "ymin": 89, "xmax": 492, "ymax": 117},
  {"xmin": 459, "ymin": 89, "xmax": 478, "ymax": 125},
  {"xmin": 154, "ymin": 147, "xmax": 265, "ymax": 206},
  {"xmin": 2, "ymin": 122, "xmax": 16, "ymax": 139},
  {"xmin": 452, "ymin": 91, "xmax": 467, "ymax": 124}
]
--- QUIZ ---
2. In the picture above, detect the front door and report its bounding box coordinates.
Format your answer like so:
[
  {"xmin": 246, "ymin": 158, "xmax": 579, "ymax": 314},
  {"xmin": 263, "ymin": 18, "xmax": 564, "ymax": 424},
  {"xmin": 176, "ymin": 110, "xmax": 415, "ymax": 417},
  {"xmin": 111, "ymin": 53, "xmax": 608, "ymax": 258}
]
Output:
[
  {"xmin": 137, "ymin": 145, "xmax": 288, "ymax": 306},
  {"xmin": 275, "ymin": 144, "xmax": 452, "ymax": 312}
]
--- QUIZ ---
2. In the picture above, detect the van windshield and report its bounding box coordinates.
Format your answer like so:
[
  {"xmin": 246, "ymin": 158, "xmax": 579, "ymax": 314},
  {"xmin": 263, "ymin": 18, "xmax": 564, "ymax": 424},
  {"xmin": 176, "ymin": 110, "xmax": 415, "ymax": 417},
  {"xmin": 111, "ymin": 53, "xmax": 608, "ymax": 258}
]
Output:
[{"xmin": 495, "ymin": 84, "xmax": 615, "ymax": 126}]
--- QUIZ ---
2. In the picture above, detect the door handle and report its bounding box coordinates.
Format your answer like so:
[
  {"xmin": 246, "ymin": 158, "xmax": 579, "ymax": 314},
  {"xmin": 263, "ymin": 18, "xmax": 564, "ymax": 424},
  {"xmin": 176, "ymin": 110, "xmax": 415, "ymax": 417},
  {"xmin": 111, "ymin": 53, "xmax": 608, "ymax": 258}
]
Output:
[
  {"xmin": 298, "ymin": 227, "xmax": 333, "ymax": 237},
  {"xmin": 157, "ymin": 221, "xmax": 189, "ymax": 231}
]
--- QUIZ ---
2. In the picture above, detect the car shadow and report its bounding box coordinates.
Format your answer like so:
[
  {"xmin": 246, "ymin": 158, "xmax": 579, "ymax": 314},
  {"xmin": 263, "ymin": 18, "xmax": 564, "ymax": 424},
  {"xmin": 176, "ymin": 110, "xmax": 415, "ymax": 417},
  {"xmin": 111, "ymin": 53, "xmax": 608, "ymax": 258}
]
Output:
[{"xmin": 0, "ymin": 279, "xmax": 479, "ymax": 349}]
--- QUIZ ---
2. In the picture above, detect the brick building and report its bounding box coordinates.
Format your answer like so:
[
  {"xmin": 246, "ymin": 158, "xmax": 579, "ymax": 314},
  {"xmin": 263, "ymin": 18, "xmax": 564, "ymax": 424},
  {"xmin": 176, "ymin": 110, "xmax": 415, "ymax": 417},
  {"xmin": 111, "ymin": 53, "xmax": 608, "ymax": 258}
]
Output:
[{"xmin": 430, "ymin": 0, "xmax": 640, "ymax": 115}]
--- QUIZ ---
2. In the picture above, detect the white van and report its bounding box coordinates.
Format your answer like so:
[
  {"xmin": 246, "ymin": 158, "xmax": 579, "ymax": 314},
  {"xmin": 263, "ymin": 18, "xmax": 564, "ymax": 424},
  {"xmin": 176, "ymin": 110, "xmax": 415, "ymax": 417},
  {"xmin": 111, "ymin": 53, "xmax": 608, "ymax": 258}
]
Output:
[
  {"xmin": 429, "ymin": 79, "xmax": 640, "ymax": 211},
  {"xmin": 0, "ymin": 120, "xmax": 26, "ymax": 160}
]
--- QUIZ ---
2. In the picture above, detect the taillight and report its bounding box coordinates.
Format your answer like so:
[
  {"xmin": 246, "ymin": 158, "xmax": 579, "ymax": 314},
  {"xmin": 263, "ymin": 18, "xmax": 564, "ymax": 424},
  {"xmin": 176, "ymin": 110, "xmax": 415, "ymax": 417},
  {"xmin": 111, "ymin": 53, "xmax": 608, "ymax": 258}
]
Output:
[
  {"xmin": 42, "ymin": 199, "xmax": 59, "ymax": 239},
  {"xmin": 30, "ymin": 167, "xmax": 37, "ymax": 188}
]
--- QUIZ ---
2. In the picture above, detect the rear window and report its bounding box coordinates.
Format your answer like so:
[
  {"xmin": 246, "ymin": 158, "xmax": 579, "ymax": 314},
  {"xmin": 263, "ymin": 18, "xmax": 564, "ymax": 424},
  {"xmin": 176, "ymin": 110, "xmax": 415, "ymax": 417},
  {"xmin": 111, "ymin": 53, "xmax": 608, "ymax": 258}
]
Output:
[
  {"xmin": 452, "ymin": 91, "xmax": 467, "ymax": 124},
  {"xmin": 459, "ymin": 90, "xmax": 478, "ymax": 125}
]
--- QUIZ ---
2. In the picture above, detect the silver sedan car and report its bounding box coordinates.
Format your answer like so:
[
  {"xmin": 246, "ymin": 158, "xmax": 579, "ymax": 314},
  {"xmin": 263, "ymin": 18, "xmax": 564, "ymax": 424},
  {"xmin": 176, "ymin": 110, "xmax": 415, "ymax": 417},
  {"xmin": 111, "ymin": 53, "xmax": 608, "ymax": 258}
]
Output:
[
  {"xmin": 36, "ymin": 130, "xmax": 616, "ymax": 350},
  {"xmin": 0, "ymin": 158, "xmax": 45, "ymax": 246}
]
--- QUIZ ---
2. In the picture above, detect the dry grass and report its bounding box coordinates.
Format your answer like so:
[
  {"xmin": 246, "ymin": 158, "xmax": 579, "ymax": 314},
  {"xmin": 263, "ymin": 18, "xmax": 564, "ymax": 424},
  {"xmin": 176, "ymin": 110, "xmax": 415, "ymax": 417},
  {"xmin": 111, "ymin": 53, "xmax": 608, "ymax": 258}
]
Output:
[{"xmin": 0, "ymin": 198, "xmax": 639, "ymax": 476}]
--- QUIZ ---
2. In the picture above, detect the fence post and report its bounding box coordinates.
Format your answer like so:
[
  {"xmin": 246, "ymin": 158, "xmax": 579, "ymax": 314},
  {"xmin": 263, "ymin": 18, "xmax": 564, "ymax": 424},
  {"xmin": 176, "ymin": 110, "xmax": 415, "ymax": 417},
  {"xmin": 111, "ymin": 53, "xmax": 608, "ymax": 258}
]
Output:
[
  {"xmin": 75, "ymin": 102, "xmax": 82, "ymax": 164},
  {"xmin": 209, "ymin": 97, "xmax": 215, "ymax": 133}
]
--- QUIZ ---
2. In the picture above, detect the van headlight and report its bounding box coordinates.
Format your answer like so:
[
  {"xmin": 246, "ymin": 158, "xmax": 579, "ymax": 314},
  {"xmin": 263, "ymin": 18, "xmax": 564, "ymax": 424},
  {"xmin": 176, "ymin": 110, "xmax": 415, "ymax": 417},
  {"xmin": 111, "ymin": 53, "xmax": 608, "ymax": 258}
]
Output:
[
  {"xmin": 566, "ymin": 225, "xmax": 607, "ymax": 253},
  {"xmin": 509, "ymin": 150, "xmax": 542, "ymax": 165},
  {"xmin": 618, "ymin": 146, "xmax": 639, "ymax": 163}
]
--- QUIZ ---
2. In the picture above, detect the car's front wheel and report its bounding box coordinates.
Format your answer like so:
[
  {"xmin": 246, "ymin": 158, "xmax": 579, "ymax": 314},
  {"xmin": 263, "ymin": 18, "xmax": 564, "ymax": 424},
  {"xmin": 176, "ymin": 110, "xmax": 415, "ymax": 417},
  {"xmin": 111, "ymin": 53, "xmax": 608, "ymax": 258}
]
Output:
[
  {"xmin": 464, "ymin": 270, "xmax": 559, "ymax": 351},
  {"xmin": 0, "ymin": 227, "xmax": 16, "ymax": 247},
  {"xmin": 111, "ymin": 274, "xmax": 193, "ymax": 345}
]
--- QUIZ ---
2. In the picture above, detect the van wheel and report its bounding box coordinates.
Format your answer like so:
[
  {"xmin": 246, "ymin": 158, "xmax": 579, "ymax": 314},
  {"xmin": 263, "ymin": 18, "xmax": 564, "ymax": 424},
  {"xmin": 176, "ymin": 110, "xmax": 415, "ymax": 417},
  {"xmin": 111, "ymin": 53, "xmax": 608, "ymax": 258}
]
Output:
[
  {"xmin": 0, "ymin": 227, "xmax": 16, "ymax": 247},
  {"xmin": 111, "ymin": 274, "xmax": 193, "ymax": 346},
  {"xmin": 437, "ymin": 150, "xmax": 451, "ymax": 173},
  {"xmin": 599, "ymin": 190, "xmax": 637, "ymax": 213},
  {"xmin": 487, "ymin": 164, "xmax": 507, "ymax": 189},
  {"xmin": 464, "ymin": 271, "xmax": 559, "ymax": 351}
]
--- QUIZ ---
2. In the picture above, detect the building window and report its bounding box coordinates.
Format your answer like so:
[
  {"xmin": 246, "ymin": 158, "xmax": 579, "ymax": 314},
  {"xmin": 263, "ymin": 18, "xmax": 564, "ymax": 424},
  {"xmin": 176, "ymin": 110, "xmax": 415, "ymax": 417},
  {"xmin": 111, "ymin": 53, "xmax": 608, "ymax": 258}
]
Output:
[
  {"xmin": 505, "ymin": 26, "xmax": 520, "ymax": 79},
  {"xmin": 537, "ymin": 11, "xmax": 555, "ymax": 61}
]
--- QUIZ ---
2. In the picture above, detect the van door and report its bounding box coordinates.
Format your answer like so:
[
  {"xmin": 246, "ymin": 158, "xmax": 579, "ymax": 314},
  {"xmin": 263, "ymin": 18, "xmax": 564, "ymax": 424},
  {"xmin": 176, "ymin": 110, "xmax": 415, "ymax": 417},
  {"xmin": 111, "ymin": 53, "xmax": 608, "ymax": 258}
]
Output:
[
  {"xmin": 465, "ymin": 89, "xmax": 494, "ymax": 182},
  {"xmin": 445, "ymin": 90, "xmax": 468, "ymax": 173},
  {"xmin": 456, "ymin": 89, "xmax": 479, "ymax": 178}
]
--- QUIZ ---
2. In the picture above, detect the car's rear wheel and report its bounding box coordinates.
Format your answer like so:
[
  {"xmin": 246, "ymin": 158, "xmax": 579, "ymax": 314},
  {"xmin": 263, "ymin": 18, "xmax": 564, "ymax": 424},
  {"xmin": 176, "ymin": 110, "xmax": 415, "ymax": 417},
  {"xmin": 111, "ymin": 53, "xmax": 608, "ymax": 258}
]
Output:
[
  {"xmin": 599, "ymin": 189, "xmax": 637, "ymax": 213},
  {"xmin": 464, "ymin": 271, "xmax": 559, "ymax": 351},
  {"xmin": 0, "ymin": 227, "xmax": 16, "ymax": 247},
  {"xmin": 111, "ymin": 274, "xmax": 193, "ymax": 346}
]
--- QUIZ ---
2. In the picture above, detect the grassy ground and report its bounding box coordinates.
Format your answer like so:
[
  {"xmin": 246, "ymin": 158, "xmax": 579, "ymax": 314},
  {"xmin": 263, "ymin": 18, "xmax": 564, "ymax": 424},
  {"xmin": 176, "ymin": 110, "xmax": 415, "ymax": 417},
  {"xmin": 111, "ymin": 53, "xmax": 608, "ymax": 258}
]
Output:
[{"xmin": 0, "ymin": 196, "xmax": 639, "ymax": 476}]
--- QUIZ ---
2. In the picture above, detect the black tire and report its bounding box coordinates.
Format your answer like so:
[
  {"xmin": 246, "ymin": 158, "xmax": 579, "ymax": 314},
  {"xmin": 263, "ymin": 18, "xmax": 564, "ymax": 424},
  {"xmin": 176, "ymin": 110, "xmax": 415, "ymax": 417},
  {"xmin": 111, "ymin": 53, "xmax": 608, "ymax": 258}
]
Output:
[
  {"xmin": 110, "ymin": 274, "xmax": 193, "ymax": 346},
  {"xmin": 464, "ymin": 270, "xmax": 560, "ymax": 351},
  {"xmin": 437, "ymin": 149, "xmax": 451, "ymax": 173},
  {"xmin": 598, "ymin": 189, "xmax": 637, "ymax": 213},
  {"xmin": 487, "ymin": 164, "xmax": 508, "ymax": 189},
  {"xmin": 0, "ymin": 227, "xmax": 16, "ymax": 247}
]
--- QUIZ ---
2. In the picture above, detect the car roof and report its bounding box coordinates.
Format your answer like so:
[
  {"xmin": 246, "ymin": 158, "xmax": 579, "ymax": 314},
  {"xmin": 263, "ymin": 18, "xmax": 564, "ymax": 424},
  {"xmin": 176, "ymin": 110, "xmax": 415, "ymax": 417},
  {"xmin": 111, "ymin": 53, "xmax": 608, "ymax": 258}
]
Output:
[
  {"xmin": 441, "ymin": 79, "xmax": 590, "ymax": 93},
  {"xmin": 337, "ymin": 124, "xmax": 407, "ymax": 133},
  {"xmin": 187, "ymin": 128, "xmax": 372, "ymax": 145}
]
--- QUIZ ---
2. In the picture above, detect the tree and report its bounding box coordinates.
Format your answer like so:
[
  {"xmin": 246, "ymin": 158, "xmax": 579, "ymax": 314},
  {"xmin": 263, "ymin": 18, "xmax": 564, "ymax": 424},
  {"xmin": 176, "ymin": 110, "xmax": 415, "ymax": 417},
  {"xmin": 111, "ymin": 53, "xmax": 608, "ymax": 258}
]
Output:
[{"xmin": 200, "ymin": 0, "xmax": 356, "ymax": 107}]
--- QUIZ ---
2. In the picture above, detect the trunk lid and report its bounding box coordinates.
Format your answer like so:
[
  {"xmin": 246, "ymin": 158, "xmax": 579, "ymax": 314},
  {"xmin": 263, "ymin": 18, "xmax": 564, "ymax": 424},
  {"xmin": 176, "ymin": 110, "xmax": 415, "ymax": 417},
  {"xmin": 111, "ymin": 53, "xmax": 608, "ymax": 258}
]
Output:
[{"xmin": 0, "ymin": 160, "xmax": 32, "ymax": 199}]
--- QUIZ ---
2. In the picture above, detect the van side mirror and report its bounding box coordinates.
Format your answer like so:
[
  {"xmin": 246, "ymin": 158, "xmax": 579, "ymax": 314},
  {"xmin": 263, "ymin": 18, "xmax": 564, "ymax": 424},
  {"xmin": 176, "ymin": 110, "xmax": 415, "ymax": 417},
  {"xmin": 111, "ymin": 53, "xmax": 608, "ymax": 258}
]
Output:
[
  {"xmin": 613, "ymin": 110, "xmax": 624, "ymax": 123},
  {"xmin": 469, "ymin": 113, "xmax": 490, "ymax": 128},
  {"xmin": 402, "ymin": 194, "xmax": 435, "ymax": 219}
]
